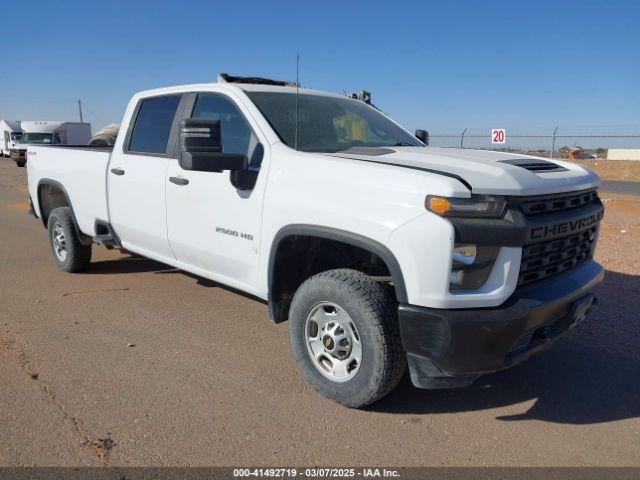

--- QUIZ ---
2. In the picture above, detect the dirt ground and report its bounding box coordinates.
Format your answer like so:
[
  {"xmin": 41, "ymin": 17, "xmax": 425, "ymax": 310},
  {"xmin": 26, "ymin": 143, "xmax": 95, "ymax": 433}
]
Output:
[
  {"xmin": 565, "ymin": 159, "xmax": 640, "ymax": 181},
  {"xmin": 0, "ymin": 160, "xmax": 639, "ymax": 468}
]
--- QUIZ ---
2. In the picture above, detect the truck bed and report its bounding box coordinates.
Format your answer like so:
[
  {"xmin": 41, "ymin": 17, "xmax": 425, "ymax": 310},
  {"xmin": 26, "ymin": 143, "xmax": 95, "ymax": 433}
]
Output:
[{"xmin": 27, "ymin": 145, "xmax": 112, "ymax": 236}]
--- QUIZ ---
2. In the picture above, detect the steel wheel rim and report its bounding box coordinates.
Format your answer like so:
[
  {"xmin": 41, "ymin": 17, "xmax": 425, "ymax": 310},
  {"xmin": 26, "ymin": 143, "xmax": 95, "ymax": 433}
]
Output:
[
  {"xmin": 52, "ymin": 223, "xmax": 67, "ymax": 262},
  {"xmin": 304, "ymin": 301, "xmax": 362, "ymax": 383}
]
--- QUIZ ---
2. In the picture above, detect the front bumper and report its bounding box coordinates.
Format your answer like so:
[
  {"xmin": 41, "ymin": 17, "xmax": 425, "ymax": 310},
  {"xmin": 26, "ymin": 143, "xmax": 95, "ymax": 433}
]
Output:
[{"xmin": 399, "ymin": 259, "xmax": 604, "ymax": 389}]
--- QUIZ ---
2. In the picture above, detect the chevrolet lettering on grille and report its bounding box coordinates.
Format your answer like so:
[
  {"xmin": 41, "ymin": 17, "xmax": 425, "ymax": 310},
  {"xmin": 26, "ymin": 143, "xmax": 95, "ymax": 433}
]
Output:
[{"xmin": 529, "ymin": 210, "xmax": 604, "ymax": 241}]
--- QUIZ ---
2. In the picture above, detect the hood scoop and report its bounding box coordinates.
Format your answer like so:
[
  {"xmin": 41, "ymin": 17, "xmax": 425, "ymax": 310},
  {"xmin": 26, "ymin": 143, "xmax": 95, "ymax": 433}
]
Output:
[{"xmin": 499, "ymin": 158, "xmax": 567, "ymax": 173}]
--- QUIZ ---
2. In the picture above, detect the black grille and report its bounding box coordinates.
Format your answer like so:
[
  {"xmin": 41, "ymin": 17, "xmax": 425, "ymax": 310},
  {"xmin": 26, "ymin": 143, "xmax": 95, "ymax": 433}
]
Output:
[
  {"xmin": 500, "ymin": 158, "xmax": 567, "ymax": 173},
  {"xmin": 516, "ymin": 189, "xmax": 599, "ymax": 216},
  {"xmin": 518, "ymin": 227, "xmax": 598, "ymax": 287}
]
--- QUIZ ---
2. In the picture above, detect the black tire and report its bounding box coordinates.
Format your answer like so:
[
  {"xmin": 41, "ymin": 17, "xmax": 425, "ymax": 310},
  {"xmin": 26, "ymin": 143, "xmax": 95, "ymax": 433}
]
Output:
[
  {"xmin": 47, "ymin": 207, "xmax": 91, "ymax": 272},
  {"xmin": 16, "ymin": 160, "xmax": 26, "ymax": 167},
  {"xmin": 289, "ymin": 269, "xmax": 406, "ymax": 408}
]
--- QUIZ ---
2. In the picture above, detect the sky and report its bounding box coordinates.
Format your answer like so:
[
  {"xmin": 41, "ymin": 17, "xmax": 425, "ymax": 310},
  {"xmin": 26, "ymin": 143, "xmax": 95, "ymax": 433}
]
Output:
[{"xmin": 1, "ymin": 0, "xmax": 638, "ymax": 134}]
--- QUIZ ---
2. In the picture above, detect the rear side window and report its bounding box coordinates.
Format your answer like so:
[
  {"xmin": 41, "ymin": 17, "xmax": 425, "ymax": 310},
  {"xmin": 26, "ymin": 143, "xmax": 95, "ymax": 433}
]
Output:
[{"xmin": 128, "ymin": 95, "xmax": 181, "ymax": 154}]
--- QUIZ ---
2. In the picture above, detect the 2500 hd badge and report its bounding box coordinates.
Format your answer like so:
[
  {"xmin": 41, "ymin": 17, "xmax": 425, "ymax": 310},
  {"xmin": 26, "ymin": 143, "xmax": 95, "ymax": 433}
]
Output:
[{"xmin": 216, "ymin": 226, "xmax": 254, "ymax": 241}]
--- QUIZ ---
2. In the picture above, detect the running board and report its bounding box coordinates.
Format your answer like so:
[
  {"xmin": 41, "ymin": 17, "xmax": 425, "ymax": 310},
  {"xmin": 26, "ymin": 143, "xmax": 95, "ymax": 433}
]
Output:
[{"xmin": 93, "ymin": 220, "xmax": 121, "ymax": 249}]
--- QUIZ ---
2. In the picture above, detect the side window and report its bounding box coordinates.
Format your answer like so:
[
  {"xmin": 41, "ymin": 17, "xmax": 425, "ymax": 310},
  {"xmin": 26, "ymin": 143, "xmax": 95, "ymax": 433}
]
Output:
[
  {"xmin": 128, "ymin": 95, "xmax": 182, "ymax": 154},
  {"xmin": 192, "ymin": 94, "xmax": 261, "ymax": 169}
]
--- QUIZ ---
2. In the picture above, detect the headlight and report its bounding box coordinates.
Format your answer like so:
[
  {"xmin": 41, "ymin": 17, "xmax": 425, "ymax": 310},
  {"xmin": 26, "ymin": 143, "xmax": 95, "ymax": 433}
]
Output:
[
  {"xmin": 426, "ymin": 195, "xmax": 506, "ymax": 218},
  {"xmin": 450, "ymin": 243, "xmax": 500, "ymax": 291}
]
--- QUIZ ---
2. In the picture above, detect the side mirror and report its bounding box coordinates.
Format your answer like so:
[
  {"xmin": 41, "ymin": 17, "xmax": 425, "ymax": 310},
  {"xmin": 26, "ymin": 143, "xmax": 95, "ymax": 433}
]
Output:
[
  {"xmin": 179, "ymin": 118, "xmax": 247, "ymax": 172},
  {"xmin": 415, "ymin": 129, "xmax": 429, "ymax": 145},
  {"xmin": 230, "ymin": 143, "xmax": 264, "ymax": 191},
  {"xmin": 230, "ymin": 170, "xmax": 259, "ymax": 191}
]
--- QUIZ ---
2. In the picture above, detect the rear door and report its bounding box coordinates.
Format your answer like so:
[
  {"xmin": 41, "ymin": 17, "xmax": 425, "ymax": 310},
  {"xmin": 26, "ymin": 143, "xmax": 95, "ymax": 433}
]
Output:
[{"xmin": 107, "ymin": 94, "xmax": 184, "ymax": 260}]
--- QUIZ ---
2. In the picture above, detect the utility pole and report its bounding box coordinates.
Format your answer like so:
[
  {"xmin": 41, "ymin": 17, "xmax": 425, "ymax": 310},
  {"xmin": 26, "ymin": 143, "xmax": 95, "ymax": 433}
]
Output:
[{"xmin": 77, "ymin": 100, "xmax": 84, "ymax": 123}]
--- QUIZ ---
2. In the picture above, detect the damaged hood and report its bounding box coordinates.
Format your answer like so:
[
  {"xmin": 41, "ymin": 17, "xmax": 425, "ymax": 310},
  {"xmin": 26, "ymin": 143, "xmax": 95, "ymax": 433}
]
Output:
[{"xmin": 325, "ymin": 146, "xmax": 600, "ymax": 196}]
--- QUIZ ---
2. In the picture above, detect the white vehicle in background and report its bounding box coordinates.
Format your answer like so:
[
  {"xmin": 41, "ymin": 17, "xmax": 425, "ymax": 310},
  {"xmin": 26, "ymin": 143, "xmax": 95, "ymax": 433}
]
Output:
[
  {"xmin": 1, "ymin": 120, "xmax": 23, "ymax": 157},
  {"xmin": 11, "ymin": 121, "xmax": 91, "ymax": 167}
]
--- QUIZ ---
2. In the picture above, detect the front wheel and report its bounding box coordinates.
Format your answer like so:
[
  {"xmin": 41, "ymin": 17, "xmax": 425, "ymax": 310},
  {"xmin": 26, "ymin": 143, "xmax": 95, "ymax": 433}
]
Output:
[
  {"xmin": 47, "ymin": 207, "xmax": 92, "ymax": 272},
  {"xmin": 288, "ymin": 269, "xmax": 406, "ymax": 408}
]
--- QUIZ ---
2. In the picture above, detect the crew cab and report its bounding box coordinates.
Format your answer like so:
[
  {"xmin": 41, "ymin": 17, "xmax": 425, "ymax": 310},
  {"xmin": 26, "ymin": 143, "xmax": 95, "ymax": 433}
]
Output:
[{"xmin": 26, "ymin": 74, "xmax": 604, "ymax": 407}]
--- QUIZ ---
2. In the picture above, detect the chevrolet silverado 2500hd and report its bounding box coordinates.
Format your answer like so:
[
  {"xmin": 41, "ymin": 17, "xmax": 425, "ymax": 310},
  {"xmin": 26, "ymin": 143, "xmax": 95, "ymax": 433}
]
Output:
[{"xmin": 26, "ymin": 75, "xmax": 604, "ymax": 407}]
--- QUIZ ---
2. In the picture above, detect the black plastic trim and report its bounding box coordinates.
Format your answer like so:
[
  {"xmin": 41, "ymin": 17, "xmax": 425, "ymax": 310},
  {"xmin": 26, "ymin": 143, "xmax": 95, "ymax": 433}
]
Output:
[
  {"xmin": 499, "ymin": 158, "xmax": 568, "ymax": 173},
  {"xmin": 399, "ymin": 260, "xmax": 604, "ymax": 386},
  {"xmin": 93, "ymin": 219, "xmax": 121, "ymax": 248},
  {"xmin": 36, "ymin": 179, "xmax": 76, "ymax": 228},
  {"xmin": 36, "ymin": 179, "xmax": 93, "ymax": 246},
  {"xmin": 449, "ymin": 199, "xmax": 604, "ymax": 246},
  {"xmin": 28, "ymin": 195, "xmax": 38, "ymax": 218},
  {"xmin": 267, "ymin": 225, "xmax": 408, "ymax": 320}
]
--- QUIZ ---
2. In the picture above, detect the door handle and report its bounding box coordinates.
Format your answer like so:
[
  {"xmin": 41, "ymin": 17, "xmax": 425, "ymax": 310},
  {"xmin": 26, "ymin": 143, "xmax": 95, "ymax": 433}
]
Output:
[
  {"xmin": 169, "ymin": 176, "xmax": 189, "ymax": 186},
  {"xmin": 110, "ymin": 168, "xmax": 125, "ymax": 176}
]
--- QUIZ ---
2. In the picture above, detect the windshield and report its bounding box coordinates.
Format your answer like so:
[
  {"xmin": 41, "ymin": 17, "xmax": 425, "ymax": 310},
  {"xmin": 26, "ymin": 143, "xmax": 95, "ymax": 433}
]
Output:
[
  {"xmin": 10, "ymin": 132, "xmax": 22, "ymax": 141},
  {"xmin": 246, "ymin": 92, "xmax": 422, "ymax": 153},
  {"xmin": 18, "ymin": 133, "xmax": 54, "ymax": 144}
]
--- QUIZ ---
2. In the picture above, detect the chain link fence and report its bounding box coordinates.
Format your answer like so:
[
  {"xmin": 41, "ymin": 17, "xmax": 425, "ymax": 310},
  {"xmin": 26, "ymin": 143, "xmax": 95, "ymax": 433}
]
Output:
[{"xmin": 428, "ymin": 126, "xmax": 640, "ymax": 161}]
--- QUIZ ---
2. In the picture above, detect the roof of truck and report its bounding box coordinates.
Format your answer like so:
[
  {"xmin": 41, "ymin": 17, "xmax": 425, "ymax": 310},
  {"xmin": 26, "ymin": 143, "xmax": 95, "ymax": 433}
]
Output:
[
  {"xmin": 216, "ymin": 72, "xmax": 344, "ymax": 97},
  {"xmin": 234, "ymin": 83, "xmax": 343, "ymax": 97},
  {"xmin": 135, "ymin": 82, "xmax": 346, "ymax": 100}
]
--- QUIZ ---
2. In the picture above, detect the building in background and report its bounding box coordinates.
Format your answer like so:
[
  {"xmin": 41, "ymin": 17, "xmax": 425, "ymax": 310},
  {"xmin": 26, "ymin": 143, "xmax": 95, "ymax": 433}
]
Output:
[{"xmin": 606, "ymin": 149, "xmax": 640, "ymax": 161}]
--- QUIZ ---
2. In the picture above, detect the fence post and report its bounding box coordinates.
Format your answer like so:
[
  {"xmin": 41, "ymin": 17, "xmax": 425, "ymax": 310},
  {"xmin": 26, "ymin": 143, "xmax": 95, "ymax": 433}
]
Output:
[
  {"xmin": 460, "ymin": 128, "xmax": 467, "ymax": 149},
  {"xmin": 550, "ymin": 126, "xmax": 559, "ymax": 159}
]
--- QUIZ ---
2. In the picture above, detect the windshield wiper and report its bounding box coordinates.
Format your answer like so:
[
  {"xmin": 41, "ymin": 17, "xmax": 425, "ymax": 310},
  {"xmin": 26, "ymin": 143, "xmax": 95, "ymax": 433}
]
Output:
[{"xmin": 391, "ymin": 142, "xmax": 417, "ymax": 147}]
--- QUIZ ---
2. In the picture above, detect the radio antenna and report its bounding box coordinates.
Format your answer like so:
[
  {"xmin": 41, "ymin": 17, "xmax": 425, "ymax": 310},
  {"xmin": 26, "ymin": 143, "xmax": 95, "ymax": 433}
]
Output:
[{"xmin": 295, "ymin": 54, "xmax": 299, "ymax": 150}]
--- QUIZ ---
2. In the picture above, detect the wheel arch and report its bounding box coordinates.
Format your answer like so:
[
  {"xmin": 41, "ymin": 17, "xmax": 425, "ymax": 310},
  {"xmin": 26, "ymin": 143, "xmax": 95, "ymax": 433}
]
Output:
[
  {"xmin": 37, "ymin": 179, "xmax": 77, "ymax": 229},
  {"xmin": 267, "ymin": 224, "xmax": 408, "ymax": 323}
]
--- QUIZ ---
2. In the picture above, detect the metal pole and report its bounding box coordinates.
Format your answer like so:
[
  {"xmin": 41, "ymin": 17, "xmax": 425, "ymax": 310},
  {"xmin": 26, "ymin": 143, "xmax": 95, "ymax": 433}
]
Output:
[
  {"xmin": 460, "ymin": 128, "xmax": 467, "ymax": 149},
  {"xmin": 294, "ymin": 54, "xmax": 299, "ymax": 151},
  {"xmin": 78, "ymin": 100, "xmax": 84, "ymax": 123},
  {"xmin": 550, "ymin": 126, "xmax": 558, "ymax": 159}
]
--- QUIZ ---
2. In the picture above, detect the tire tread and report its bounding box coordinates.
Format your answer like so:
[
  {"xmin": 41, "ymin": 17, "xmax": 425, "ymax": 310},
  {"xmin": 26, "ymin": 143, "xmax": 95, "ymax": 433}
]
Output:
[
  {"xmin": 47, "ymin": 207, "xmax": 91, "ymax": 273},
  {"xmin": 289, "ymin": 268, "xmax": 406, "ymax": 408}
]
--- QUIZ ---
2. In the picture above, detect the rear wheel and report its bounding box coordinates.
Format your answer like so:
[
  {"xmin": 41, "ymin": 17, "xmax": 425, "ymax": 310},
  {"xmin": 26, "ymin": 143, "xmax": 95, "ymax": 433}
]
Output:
[
  {"xmin": 288, "ymin": 269, "xmax": 406, "ymax": 408},
  {"xmin": 16, "ymin": 160, "xmax": 26, "ymax": 167},
  {"xmin": 47, "ymin": 207, "xmax": 91, "ymax": 272}
]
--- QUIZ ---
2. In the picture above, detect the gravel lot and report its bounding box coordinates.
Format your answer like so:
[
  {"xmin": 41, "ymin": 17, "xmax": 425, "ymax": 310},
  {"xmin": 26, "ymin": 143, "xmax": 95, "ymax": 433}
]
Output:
[
  {"xmin": 1, "ymin": 159, "xmax": 639, "ymax": 467},
  {"xmin": 566, "ymin": 159, "xmax": 640, "ymax": 182}
]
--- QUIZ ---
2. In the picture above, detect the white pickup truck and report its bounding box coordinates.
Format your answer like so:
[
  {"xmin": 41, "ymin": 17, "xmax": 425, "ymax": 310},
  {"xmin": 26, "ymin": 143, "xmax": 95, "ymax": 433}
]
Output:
[{"xmin": 26, "ymin": 74, "xmax": 604, "ymax": 407}]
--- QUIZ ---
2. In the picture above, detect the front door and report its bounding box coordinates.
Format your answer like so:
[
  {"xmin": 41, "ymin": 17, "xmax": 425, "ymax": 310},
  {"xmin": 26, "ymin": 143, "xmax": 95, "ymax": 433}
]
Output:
[
  {"xmin": 165, "ymin": 92, "xmax": 268, "ymax": 294},
  {"xmin": 107, "ymin": 94, "xmax": 183, "ymax": 261}
]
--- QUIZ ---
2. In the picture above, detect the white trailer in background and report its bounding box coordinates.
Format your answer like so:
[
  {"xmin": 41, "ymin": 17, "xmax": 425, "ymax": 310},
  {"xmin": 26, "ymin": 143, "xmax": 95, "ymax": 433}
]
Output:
[
  {"xmin": 1, "ymin": 120, "xmax": 23, "ymax": 157},
  {"xmin": 11, "ymin": 121, "xmax": 92, "ymax": 166}
]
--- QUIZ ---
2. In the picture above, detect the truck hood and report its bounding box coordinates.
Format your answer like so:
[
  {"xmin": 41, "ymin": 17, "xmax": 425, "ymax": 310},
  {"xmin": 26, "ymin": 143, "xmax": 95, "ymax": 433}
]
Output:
[{"xmin": 326, "ymin": 146, "xmax": 600, "ymax": 196}]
